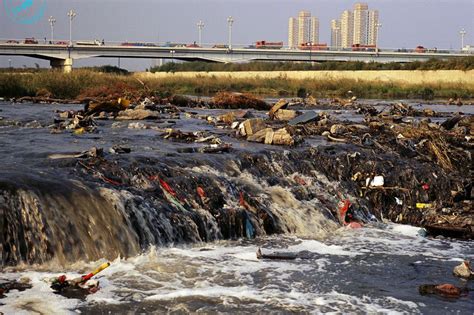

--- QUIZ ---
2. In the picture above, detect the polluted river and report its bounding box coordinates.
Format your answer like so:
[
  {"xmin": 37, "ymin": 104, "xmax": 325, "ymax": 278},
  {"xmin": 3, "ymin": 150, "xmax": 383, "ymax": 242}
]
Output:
[{"xmin": 0, "ymin": 96, "xmax": 473, "ymax": 313}]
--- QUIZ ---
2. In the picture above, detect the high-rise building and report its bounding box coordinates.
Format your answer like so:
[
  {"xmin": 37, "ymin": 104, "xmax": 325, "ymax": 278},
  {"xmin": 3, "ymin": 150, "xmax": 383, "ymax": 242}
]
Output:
[
  {"xmin": 310, "ymin": 17, "xmax": 319, "ymax": 44},
  {"xmin": 331, "ymin": 19, "xmax": 341, "ymax": 49},
  {"xmin": 367, "ymin": 10, "xmax": 379, "ymax": 45},
  {"xmin": 298, "ymin": 11, "xmax": 311, "ymax": 45},
  {"xmin": 335, "ymin": 3, "xmax": 380, "ymax": 49},
  {"xmin": 288, "ymin": 17, "xmax": 298, "ymax": 48},
  {"xmin": 340, "ymin": 10, "xmax": 353, "ymax": 48},
  {"xmin": 288, "ymin": 11, "xmax": 320, "ymax": 48},
  {"xmin": 353, "ymin": 2, "xmax": 369, "ymax": 45}
]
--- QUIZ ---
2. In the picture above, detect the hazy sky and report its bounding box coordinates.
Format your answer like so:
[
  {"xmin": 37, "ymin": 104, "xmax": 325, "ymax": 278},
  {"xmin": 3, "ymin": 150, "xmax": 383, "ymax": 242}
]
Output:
[{"xmin": 1, "ymin": 0, "xmax": 473, "ymax": 70}]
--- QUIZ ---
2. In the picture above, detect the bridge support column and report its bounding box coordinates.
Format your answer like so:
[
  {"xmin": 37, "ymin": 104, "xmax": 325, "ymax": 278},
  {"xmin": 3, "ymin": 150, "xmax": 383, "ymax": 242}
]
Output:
[{"xmin": 50, "ymin": 58, "xmax": 73, "ymax": 73}]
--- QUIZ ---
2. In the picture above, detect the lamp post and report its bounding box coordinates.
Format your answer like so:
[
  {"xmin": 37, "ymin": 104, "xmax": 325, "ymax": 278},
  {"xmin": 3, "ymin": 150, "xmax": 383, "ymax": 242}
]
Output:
[
  {"xmin": 375, "ymin": 23, "xmax": 382, "ymax": 53},
  {"xmin": 459, "ymin": 28, "xmax": 466, "ymax": 50},
  {"xmin": 67, "ymin": 9, "xmax": 76, "ymax": 46},
  {"xmin": 227, "ymin": 16, "xmax": 234, "ymax": 50},
  {"xmin": 48, "ymin": 16, "xmax": 56, "ymax": 43},
  {"xmin": 197, "ymin": 20, "xmax": 204, "ymax": 47}
]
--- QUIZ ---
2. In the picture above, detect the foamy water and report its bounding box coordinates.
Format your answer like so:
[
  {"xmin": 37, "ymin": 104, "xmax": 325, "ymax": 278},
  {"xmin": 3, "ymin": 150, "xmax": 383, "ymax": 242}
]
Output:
[{"xmin": 1, "ymin": 223, "xmax": 472, "ymax": 314}]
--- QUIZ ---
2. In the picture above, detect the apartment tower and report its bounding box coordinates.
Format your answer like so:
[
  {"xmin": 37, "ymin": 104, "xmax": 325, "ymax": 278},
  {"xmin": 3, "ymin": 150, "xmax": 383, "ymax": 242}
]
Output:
[
  {"xmin": 367, "ymin": 10, "xmax": 379, "ymax": 45},
  {"xmin": 330, "ymin": 19, "xmax": 341, "ymax": 48},
  {"xmin": 340, "ymin": 10, "xmax": 353, "ymax": 48},
  {"xmin": 288, "ymin": 17, "xmax": 298, "ymax": 48},
  {"xmin": 310, "ymin": 16, "xmax": 320, "ymax": 44},
  {"xmin": 353, "ymin": 3, "xmax": 369, "ymax": 45},
  {"xmin": 297, "ymin": 11, "xmax": 311, "ymax": 45},
  {"xmin": 288, "ymin": 11, "xmax": 320, "ymax": 48}
]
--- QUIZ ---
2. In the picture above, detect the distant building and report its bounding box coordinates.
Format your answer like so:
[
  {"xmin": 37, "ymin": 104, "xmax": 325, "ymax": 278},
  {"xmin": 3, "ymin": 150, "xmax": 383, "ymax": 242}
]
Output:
[
  {"xmin": 340, "ymin": 10, "xmax": 353, "ymax": 48},
  {"xmin": 311, "ymin": 16, "xmax": 320, "ymax": 44},
  {"xmin": 367, "ymin": 10, "xmax": 379, "ymax": 45},
  {"xmin": 288, "ymin": 10, "xmax": 320, "ymax": 48},
  {"xmin": 298, "ymin": 11, "xmax": 311, "ymax": 45},
  {"xmin": 288, "ymin": 17, "xmax": 298, "ymax": 48},
  {"xmin": 331, "ymin": 19, "xmax": 341, "ymax": 49},
  {"xmin": 353, "ymin": 2, "xmax": 369, "ymax": 45},
  {"xmin": 335, "ymin": 3, "xmax": 380, "ymax": 49}
]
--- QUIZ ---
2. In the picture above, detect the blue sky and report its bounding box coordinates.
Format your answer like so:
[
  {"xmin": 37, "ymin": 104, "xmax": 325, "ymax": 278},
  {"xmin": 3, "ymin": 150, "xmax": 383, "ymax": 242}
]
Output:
[{"xmin": 1, "ymin": 0, "xmax": 473, "ymax": 70}]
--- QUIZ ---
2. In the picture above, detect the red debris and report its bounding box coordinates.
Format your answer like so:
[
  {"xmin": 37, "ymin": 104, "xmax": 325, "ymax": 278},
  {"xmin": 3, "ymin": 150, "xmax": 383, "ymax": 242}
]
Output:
[{"xmin": 197, "ymin": 186, "xmax": 206, "ymax": 198}]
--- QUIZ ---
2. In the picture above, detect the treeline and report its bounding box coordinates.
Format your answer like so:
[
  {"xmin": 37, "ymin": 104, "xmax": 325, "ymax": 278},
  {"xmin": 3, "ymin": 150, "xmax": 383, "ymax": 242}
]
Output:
[{"xmin": 150, "ymin": 56, "xmax": 474, "ymax": 72}]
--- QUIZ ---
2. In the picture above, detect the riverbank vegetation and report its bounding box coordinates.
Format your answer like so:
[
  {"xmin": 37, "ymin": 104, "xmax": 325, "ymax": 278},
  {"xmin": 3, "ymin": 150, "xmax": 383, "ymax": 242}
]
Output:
[
  {"xmin": 0, "ymin": 69, "xmax": 472, "ymax": 100},
  {"xmin": 151, "ymin": 56, "xmax": 474, "ymax": 72}
]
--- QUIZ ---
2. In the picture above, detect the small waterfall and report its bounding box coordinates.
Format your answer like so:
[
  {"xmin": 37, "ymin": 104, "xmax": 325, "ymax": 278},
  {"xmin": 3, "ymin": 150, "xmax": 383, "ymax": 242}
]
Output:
[{"xmin": 1, "ymin": 149, "xmax": 363, "ymax": 266}]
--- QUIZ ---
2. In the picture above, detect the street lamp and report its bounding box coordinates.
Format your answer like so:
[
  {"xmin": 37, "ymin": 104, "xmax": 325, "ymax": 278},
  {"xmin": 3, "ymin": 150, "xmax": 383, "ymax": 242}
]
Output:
[
  {"xmin": 197, "ymin": 20, "xmax": 204, "ymax": 47},
  {"xmin": 48, "ymin": 16, "xmax": 56, "ymax": 43},
  {"xmin": 227, "ymin": 16, "xmax": 234, "ymax": 50},
  {"xmin": 375, "ymin": 23, "xmax": 382, "ymax": 53},
  {"xmin": 67, "ymin": 9, "xmax": 77, "ymax": 46},
  {"xmin": 459, "ymin": 28, "xmax": 467, "ymax": 50}
]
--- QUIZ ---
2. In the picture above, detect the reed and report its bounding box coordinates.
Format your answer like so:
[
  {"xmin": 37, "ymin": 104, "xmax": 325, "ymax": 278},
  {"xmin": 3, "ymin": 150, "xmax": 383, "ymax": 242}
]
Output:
[{"xmin": 0, "ymin": 69, "xmax": 472, "ymax": 100}]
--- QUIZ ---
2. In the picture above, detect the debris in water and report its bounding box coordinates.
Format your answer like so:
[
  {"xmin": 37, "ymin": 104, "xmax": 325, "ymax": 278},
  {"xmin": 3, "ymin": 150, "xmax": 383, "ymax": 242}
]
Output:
[
  {"xmin": 453, "ymin": 260, "xmax": 474, "ymax": 279},
  {"xmin": 419, "ymin": 283, "xmax": 469, "ymax": 299},
  {"xmin": 50, "ymin": 262, "xmax": 110, "ymax": 299},
  {"xmin": 256, "ymin": 247, "xmax": 298, "ymax": 260}
]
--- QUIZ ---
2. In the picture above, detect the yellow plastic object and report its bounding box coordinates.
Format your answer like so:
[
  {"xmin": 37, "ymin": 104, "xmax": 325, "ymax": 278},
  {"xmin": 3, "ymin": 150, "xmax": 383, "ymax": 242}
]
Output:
[
  {"xmin": 91, "ymin": 262, "xmax": 110, "ymax": 276},
  {"xmin": 74, "ymin": 127, "xmax": 85, "ymax": 135},
  {"xmin": 118, "ymin": 98, "xmax": 131, "ymax": 108},
  {"xmin": 416, "ymin": 203, "xmax": 432, "ymax": 209}
]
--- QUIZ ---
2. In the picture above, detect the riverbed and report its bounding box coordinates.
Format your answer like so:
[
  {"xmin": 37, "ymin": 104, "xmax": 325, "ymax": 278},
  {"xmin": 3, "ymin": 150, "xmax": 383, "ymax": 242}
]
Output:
[{"xmin": 0, "ymin": 100, "xmax": 472, "ymax": 313}]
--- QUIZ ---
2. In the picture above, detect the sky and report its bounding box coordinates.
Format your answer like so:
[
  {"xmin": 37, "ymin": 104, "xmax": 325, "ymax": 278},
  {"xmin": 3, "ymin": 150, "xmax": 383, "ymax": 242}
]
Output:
[{"xmin": 1, "ymin": 0, "xmax": 473, "ymax": 70}]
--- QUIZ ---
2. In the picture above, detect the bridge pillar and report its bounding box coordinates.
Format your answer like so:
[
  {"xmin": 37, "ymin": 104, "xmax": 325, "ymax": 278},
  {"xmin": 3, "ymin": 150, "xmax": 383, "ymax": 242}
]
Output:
[{"xmin": 50, "ymin": 58, "xmax": 73, "ymax": 73}]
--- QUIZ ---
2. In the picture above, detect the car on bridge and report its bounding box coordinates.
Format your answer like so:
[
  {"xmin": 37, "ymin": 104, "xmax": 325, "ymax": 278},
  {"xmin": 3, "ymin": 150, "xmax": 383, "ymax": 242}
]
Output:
[
  {"xmin": 415, "ymin": 46, "xmax": 426, "ymax": 53},
  {"xmin": 76, "ymin": 40, "xmax": 103, "ymax": 46},
  {"xmin": 255, "ymin": 41, "xmax": 283, "ymax": 49},
  {"xmin": 121, "ymin": 42, "xmax": 157, "ymax": 47},
  {"xmin": 298, "ymin": 43, "xmax": 329, "ymax": 50},
  {"xmin": 351, "ymin": 44, "xmax": 376, "ymax": 51},
  {"xmin": 6, "ymin": 40, "xmax": 20, "ymax": 44},
  {"xmin": 24, "ymin": 38, "xmax": 38, "ymax": 44}
]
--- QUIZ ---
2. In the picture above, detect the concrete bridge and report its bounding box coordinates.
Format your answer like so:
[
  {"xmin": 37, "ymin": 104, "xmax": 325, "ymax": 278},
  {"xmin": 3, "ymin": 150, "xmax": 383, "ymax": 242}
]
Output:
[{"xmin": 0, "ymin": 42, "xmax": 470, "ymax": 72}]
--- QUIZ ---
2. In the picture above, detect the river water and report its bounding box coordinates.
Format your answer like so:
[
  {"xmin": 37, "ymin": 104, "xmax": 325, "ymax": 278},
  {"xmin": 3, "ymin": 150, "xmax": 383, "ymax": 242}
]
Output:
[{"xmin": 0, "ymin": 101, "xmax": 473, "ymax": 313}]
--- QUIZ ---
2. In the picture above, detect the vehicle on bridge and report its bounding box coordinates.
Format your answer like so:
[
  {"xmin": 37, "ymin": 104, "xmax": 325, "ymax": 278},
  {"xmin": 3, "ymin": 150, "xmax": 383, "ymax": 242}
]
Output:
[
  {"xmin": 24, "ymin": 38, "xmax": 38, "ymax": 44},
  {"xmin": 76, "ymin": 40, "xmax": 103, "ymax": 46},
  {"xmin": 212, "ymin": 44, "xmax": 229, "ymax": 49},
  {"xmin": 255, "ymin": 41, "xmax": 283, "ymax": 49},
  {"xmin": 51, "ymin": 41, "xmax": 68, "ymax": 45},
  {"xmin": 6, "ymin": 40, "xmax": 20, "ymax": 44},
  {"xmin": 351, "ymin": 44, "xmax": 376, "ymax": 51},
  {"xmin": 121, "ymin": 42, "xmax": 157, "ymax": 47},
  {"xmin": 415, "ymin": 46, "xmax": 426, "ymax": 53},
  {"xmin": 298, "ymin": 43, "xmax": 329, "ymax": 50},
  {"xmin": 186, "ymin": 42, "xmax": 201, "ymax": 48}
]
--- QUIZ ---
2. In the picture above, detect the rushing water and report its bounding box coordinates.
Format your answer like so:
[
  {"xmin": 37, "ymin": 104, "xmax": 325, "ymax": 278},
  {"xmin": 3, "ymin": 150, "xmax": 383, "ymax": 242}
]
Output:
[
  {"xmin": 0, "ymin": 101, "xmax": 473, "ymax": 313},
  {"xmin": 1, "ymin": 224, "xmax": 473, "ymax": 314}
]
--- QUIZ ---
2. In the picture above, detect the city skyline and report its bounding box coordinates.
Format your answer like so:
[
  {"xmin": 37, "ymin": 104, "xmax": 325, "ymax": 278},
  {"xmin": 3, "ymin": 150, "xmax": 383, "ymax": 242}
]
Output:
[{"xmin": 0, "ymin": 0, "xmax": 472, "ymax": 69}]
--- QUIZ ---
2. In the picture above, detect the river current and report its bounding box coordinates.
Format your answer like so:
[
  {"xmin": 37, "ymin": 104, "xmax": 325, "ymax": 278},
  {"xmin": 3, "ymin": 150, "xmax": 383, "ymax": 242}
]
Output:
[{"xmin": 0, "ymin": 101, "xmax": 473, "ymax": 313}]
